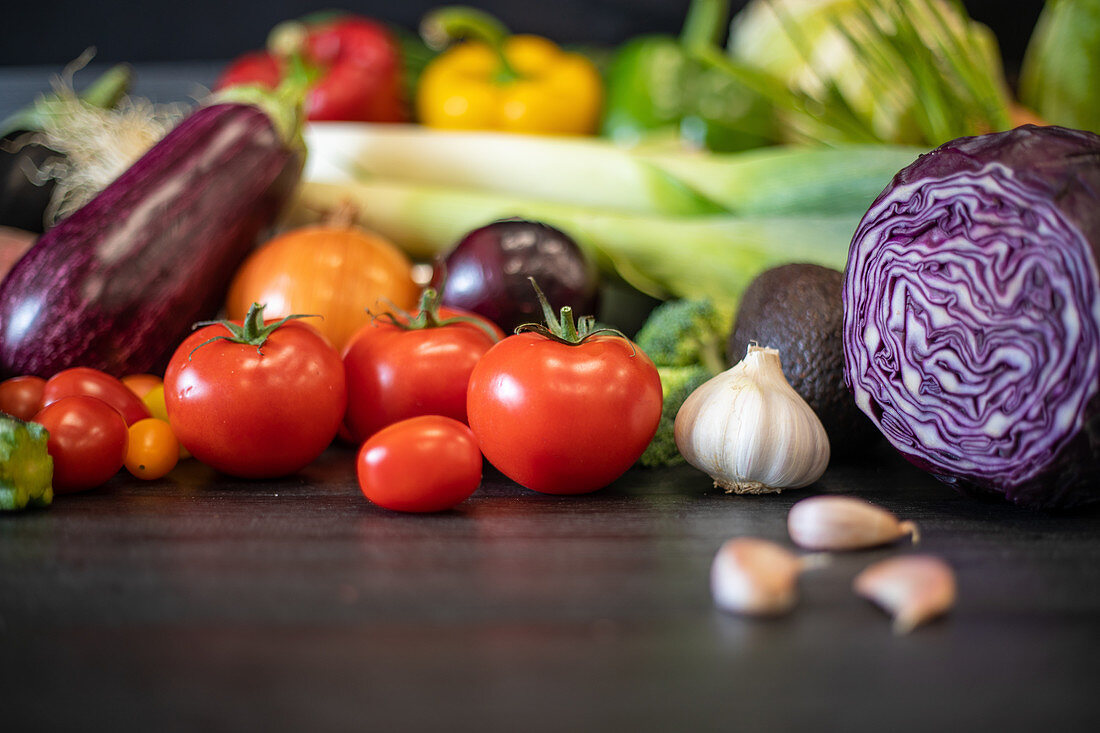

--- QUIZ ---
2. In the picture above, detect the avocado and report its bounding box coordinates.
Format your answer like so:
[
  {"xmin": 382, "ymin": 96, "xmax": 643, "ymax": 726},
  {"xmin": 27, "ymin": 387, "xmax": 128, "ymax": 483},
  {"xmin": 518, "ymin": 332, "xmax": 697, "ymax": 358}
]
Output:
[{"xmin": 727, "ymin": 263, "xmax": 878, "ymax": 458}]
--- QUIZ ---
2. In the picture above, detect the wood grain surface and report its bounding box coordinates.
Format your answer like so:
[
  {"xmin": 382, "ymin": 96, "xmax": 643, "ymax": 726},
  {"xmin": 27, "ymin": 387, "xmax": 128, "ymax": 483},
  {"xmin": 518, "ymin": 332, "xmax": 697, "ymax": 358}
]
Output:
[{"xmin": 3, "ymin": 442, "xmax": 1099, "ymax": 733}]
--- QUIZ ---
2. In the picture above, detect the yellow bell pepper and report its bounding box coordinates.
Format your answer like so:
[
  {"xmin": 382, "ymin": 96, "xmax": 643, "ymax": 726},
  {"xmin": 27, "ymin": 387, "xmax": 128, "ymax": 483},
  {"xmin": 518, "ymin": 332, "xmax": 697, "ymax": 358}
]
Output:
[{"xmin": 416, "ymin": 8, "xmax": 602, "ymax": 135}]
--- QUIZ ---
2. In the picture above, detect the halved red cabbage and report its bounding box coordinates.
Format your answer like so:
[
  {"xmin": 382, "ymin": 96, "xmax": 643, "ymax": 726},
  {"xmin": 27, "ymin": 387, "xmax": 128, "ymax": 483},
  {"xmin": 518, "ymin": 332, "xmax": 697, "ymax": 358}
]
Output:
[{"xmin": 843, "ymin": 125, "xmax": 1100, "ymax": 508}]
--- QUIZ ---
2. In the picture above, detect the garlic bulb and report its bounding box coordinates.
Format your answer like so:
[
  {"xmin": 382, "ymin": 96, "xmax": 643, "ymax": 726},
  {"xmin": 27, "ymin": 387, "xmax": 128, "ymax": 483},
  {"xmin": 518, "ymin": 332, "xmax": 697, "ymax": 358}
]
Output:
[{"xmin": 674, "ymin": 344, "xmax": 830, "ymax": 493}]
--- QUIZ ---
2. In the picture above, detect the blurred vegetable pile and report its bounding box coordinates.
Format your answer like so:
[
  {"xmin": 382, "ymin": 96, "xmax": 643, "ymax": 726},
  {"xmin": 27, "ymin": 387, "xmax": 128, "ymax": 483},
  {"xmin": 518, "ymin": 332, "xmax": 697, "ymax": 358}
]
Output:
[{"xmin": 0, "ymin": 0, "xmax": 1098, "ymax": 507}]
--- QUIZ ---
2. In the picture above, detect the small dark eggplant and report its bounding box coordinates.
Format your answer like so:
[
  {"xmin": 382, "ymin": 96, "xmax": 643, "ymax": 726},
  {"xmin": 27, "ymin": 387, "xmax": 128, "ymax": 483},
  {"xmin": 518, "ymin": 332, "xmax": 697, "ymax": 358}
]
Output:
[
  {"xmin": 431, "ymin": 219, "xmax": 600, "ymax": 334},
  {"xmin": 0, "ymin": 64, "xmax": 132, "ymax": 233},
  {"xmin": 0, "ymin": 133, "xmax": 59, "ymax": 233}
]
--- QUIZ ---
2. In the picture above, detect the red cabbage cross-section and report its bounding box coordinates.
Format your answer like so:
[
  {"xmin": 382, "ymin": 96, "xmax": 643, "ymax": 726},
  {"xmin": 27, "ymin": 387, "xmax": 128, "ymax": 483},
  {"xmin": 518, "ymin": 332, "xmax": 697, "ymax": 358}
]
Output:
[{"xmin": 843, "ymin": 126, "xmax": 1100, "ymax": 508}]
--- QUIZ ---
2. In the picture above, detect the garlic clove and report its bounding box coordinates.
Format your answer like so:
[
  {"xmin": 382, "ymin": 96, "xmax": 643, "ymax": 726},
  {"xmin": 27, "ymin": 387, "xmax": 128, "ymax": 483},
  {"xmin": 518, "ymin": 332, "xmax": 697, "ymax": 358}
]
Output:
[
  {"xmin": 710, "ymin": 537, "xmax": 827, "ymax": 616},
  {"xmin": 787, "ymin": 495, "xmax": 920, "ymax": 551},
  {"xmin": 854, "ymin": 555, "xmax": 956, "ymax": 634},
  {"xmin": 675, "ymin": 344, "xmax": 830, "ymax": 494}
]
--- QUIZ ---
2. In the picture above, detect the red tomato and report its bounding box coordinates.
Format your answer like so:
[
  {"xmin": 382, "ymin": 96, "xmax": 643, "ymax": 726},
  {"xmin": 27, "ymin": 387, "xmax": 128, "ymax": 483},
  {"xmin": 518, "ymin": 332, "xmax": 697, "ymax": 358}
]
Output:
[
  {"xmin": 32, "ymin": 395, "xmax": 129, "ymax": 493},
  {"xmin": 357, "ymin": 415, "xmax": 482, "ymax": 512},
  {"xmin": 0, "ymin": 375, "xmax": 46, "ymax": 420},
  {"xmin": 467, "ymin": 332, "xmax": 662, "ymax": 494},
  {"xmin": 42, "ymin": 367, "xmax": 151, "ymax": 426},
  {"xmin": 342, "ymin": 306, "xmax": 501, "ymax": 442},
  {"xmin": 163, "ymin": 317, "xmax": 346, "ymax": 479}
]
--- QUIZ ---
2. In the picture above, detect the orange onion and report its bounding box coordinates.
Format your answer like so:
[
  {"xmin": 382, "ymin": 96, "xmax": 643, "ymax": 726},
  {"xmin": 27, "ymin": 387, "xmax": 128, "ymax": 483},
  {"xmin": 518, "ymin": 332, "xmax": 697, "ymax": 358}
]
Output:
[{"xmin": 227, "ymin": 224, "xmax": 420, "ymax": 351}]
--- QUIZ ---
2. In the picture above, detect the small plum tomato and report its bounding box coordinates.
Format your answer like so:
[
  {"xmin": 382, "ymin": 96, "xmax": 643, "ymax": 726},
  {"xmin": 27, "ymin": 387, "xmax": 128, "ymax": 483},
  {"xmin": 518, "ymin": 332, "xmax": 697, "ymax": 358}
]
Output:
[
  {"xmin": 357, "ymin": 415, "xmax": 482, "ymax": 513},
  {"xmin": 42, "ymin": 367, "xmax": 151, "ymax": 426},
  {"xmin": 125, "ymin": 418, "xmax": 180, "ymax": 480},
  {"xmin": 32, "ymin": 395, "xmax": 129, "ymax": 493},
  {"xmin": 0, "ymin": 375, "xmax": 46, "ymax": 420}
]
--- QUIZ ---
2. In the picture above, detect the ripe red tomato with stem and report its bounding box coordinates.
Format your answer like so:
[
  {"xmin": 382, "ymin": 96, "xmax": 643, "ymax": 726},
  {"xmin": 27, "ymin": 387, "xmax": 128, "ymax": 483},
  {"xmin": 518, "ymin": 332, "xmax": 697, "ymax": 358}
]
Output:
[
  {"xmin": 466, "ymin": 279, "xmax": 662, "ymax": 494},
  {"xmin": 342, "ymin": 288, "xmax": 502, "ymax": 443},
  {"xmin": 163, "ymin": 303, "xmax": 346, "ymax": 479},
  {"xmin": 357, "ymin": 415, "xmax": 482, "ymax": 512},
  {"xmin": 0, "ymin": 375, "xmax": 46, "ymax": 420},
  {"xmin": 32, "ymin": 395, "xmax": 129, "ymax": 493},
  {"xmin": 42, "ymin": 367, "xmax": 151, "ymax": 426}
]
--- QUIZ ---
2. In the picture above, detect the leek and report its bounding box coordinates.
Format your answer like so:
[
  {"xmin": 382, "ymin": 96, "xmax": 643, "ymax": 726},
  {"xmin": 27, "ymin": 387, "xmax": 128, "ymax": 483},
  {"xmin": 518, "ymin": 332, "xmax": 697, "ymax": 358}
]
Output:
[
  {"xmin": 303, "ymin": 122, "xmax": 920, "ymax": 217},
  {"xmin": 290, "ymin": 178, "xmax": 859, "ymax": 312},
  {"xmin": 304, "ymin": 123, "xmax": 725, "ymax": 217},
  {"xmin": 1020, "ymin": 0, "xmax": 1100, "ymax": 133}
]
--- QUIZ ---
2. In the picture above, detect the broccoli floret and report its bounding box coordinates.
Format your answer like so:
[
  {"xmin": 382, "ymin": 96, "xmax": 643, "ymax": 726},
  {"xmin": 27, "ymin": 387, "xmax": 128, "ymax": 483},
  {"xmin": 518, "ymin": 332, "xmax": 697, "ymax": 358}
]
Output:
[
  {"xmin": 0, "ymin": 414, "xmax": 53, "ymax": 511},
  {"xmin": 639, "ymin": 365, "xmax": 713, "ymax": 468},
  {"xmin": 635, "ymin": 298, "xmax": 727, "ymax": 373},
  {"xmin": 635, "ymin": 299, "xmax": 729, "ymax": 467}
]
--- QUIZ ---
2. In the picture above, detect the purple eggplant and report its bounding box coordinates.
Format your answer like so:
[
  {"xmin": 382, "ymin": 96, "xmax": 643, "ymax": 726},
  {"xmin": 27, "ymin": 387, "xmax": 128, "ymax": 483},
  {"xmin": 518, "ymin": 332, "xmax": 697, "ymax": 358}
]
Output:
[
  {"xmin": 431, "ymin": 219, "xmax": 600, "ymax": 334},
  {"xmin": 0, "ymin": 92, "xmax": 304, "ymax": 378}
]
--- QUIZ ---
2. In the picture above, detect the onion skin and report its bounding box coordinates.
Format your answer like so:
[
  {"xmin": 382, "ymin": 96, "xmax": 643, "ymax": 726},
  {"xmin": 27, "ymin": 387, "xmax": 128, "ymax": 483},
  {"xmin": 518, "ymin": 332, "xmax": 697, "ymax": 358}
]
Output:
[
  {"xmin": 226, "ymin": 224, "xmax": 419, "ymax": 352},
  {"xmin": 843, "ymin": 125, "xmax": 1100, "ymax": 509}
]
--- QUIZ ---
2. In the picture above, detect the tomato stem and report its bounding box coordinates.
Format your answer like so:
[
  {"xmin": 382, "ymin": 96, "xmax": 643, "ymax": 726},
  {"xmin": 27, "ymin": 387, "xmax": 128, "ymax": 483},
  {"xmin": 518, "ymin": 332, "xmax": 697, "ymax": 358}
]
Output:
[
  {"xmin": 188, "ymin": 302, "xmax": 320, "ymax": 358},
  {"xmin": 369, "ymin": 289, "xmax": 501, "ymax": 342},
  {"xmin": 515, "ymin": 277, "xmax": 633, "ymax": 349}
]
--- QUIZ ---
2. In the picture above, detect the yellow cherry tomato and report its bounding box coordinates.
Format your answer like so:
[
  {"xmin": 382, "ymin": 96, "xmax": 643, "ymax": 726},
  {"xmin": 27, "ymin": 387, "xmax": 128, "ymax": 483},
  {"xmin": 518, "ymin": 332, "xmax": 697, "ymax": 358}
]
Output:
[
  {"xmin": 121, "ymin": 373, "xmax": 162, "ymax": 400},
  {"xmin": 142, "ymin": 384, "xmax": 169, "ymax": 422},
  {"xmin": 125, "ymin": 418, "xmax": 180, "ymax": 480},
  {"xmin": 143, "ymin": 385, "xmax": 191, "ymax": 459}
]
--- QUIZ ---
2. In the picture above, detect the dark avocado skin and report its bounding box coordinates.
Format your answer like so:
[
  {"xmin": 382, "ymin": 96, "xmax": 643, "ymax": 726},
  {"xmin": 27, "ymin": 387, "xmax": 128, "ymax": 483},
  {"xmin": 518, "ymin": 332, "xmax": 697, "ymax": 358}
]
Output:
[{"xmin": 727, "ymin": 263, "xmax": 879, "ymax": 459}]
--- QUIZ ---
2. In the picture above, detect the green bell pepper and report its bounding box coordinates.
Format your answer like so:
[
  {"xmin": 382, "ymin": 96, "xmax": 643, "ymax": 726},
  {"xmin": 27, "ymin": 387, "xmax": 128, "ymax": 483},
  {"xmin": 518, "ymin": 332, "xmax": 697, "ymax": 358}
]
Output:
[
  {"xmin": 0, "ymin": 414, "xmax": 53, "ymax": 511},
  {"xmin": 600, "ymin": 0, "xmax": 775, "ymax": 151}
]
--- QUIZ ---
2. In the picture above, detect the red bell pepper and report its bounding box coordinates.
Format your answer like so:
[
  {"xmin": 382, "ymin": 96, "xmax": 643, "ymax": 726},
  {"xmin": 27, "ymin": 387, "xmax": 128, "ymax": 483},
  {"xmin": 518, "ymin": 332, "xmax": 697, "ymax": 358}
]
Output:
[{"xmin": 216, "ymin": 15, "xmax": 406, "ymax": 123}]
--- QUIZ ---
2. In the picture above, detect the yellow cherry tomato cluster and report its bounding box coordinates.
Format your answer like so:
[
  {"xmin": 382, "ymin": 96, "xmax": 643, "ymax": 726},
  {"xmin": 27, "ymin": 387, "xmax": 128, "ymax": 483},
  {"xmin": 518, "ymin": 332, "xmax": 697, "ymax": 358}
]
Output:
[{"xmin": 120, "ymin": 373, "xmax": 186, "ymax": 479}]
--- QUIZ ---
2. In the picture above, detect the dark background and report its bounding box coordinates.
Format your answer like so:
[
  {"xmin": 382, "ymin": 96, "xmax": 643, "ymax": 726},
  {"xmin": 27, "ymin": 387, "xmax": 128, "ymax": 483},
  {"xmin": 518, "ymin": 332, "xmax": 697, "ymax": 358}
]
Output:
[{"xmin": 1, "ymin": 1, "xmax": 1046, "ymax": 77}]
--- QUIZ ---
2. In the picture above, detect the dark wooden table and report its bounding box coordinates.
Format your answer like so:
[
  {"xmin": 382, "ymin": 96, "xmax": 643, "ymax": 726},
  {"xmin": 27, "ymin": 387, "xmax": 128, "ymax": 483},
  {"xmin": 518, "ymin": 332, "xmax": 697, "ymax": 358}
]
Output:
[
  {"xmin": 3, "ymin": 63, "xmax": 1100, "ymax": 733},
  {"xmin": 3, "ymin": 443, "xmax": 1100, "ymax": 733}
]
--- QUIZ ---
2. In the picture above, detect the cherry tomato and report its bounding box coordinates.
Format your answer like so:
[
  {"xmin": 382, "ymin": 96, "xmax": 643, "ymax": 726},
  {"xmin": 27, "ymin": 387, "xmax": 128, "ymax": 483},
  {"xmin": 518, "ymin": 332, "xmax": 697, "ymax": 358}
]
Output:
[
  {"xmin": 32, "ymin": 395, "xmax": 129, "ymax": 493},
  {"xmin": 42, "ymin": 367, "xmax": 151, "ymax": 426},
  {"xmin": 342, "ymin": 303, "xmax": 501, "ymax": 442},
  {"xmin": 124, "ymin": 418, "xmax": 179, "ymax": 480},
  {"xmin": 357, "ymin": 415, "xmax": 482, "ymax": 513},
  {"xmin": 467, "ymin": 332, "xmax": 662, "ymax": 494},
  {"xmin": 0, "ymin": 375, "xmax": 46, "ymax": 420},
  {"xmin": 139, "ymin": 385, "xmax": 190, "ymax": 459},
  {"xmin": 121, "ymin": 373, "xmax": 163, "ymax": 400},
  {"xmin": 163, "ymin": 311, "xmax": 346, "ymax": 479},
  {"xmin": 141, "ymin": 384, "xmax": 169, "ymax": 422}
]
